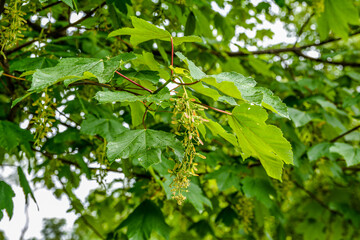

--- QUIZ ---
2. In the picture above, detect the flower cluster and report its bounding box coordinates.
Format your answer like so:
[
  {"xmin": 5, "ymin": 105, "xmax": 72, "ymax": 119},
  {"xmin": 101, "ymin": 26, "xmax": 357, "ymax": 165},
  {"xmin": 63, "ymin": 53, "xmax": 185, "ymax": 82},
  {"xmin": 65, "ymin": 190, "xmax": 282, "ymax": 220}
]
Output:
[
  {"xmin": 31, "ymin": 90, "xmax": 56, "ymax": 147},
  {"xmin": 169, "ymin": 90, "xmax": 207, "ymax": 205},
  {"xmin": 0, "ymin": 0, "xmax": 26, "ymax": 57},
  {"xmin": 235, "ymin": 195, "xmax": 254, "ymax": 233}
]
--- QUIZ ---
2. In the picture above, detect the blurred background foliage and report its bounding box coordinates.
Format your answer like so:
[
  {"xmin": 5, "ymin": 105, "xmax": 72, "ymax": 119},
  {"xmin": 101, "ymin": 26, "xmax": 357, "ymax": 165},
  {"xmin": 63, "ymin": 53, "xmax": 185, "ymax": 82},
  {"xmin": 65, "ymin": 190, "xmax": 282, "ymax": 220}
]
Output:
[{"xmin": 1, "ymin": 0, "xmax": 360, "ymax": 239}]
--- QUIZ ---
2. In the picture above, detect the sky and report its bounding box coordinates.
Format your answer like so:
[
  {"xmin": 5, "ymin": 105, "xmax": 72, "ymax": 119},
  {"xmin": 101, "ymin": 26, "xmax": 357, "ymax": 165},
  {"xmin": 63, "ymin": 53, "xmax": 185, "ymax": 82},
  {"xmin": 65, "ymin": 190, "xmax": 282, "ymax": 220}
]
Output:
[{"xmin": 0, "ymin": 1, "xmax": 306, "ymax": 239}]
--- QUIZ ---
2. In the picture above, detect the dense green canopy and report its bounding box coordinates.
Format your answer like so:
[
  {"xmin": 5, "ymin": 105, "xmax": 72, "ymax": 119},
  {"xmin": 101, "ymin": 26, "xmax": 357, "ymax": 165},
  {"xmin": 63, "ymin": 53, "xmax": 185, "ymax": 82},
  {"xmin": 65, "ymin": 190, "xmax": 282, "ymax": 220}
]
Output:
[{"xmin": 1, "ymin": 0, "xmax": 360, "ymax": 239}]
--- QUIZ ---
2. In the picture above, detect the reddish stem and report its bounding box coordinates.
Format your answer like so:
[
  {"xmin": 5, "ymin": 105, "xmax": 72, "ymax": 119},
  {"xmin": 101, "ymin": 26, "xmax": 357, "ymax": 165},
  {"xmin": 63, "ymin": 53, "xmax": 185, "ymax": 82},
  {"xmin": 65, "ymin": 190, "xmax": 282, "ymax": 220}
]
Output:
[
  {"xmin": 115, "ymin": 70, "xmax": 153, "ymax": 93},
  {"xmin": 195, "ymin": 101, "xmax": 232, "ymax": 115}
]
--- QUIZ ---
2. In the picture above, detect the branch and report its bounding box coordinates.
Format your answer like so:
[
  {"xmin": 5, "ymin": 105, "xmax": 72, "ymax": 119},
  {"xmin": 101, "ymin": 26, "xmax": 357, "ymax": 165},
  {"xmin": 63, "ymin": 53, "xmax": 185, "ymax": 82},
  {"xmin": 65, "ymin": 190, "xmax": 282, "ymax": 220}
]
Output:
[
  {"xmin": 293, "ymin": 12, "xmax": 315, "ymax": 47},
  {"xmin": 36, "ymin": 149, "xmax": 124, "ymax": 174},
  {"xmin": 330, "ymin": 124, "xmax": 360, "ymax": 143},
  {"xmin": 294, "ymin": 50, "xmax": 360, "ymax": 67},
  {"xmin": 223, "ymin": 30, "xmax": 360, "ymax": 67},
  {"xmin": 293, "ymin": 181, "xmax": 343, "ymax": 216},
  {"xmin": 5, "ymin": 2, "xmax": 106, "ymax": 55}
]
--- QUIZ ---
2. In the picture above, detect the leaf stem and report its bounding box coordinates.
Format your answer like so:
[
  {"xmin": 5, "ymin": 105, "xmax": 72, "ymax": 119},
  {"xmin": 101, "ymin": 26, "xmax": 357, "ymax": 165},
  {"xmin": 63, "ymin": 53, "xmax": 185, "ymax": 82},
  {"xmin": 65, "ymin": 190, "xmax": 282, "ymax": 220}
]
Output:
[
  {"xmin": 1, "ymin": 72, "xmax": 27, "ymax": 81},
  {"xmin": 115, "ymin": 70, "xmax": 153, "ymax": 93},
  {"xmin": 194, "ymin": 101, "xmax": 232, "ymax": 115}
]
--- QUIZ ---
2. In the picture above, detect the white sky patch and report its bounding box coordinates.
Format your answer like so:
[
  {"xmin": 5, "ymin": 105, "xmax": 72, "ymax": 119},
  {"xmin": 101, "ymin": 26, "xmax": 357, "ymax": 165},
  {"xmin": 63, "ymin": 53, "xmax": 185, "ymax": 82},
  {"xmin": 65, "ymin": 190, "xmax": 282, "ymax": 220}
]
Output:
[{"xmin": 70, "ymin": 11, "xmax": 85, "ymax": 24}]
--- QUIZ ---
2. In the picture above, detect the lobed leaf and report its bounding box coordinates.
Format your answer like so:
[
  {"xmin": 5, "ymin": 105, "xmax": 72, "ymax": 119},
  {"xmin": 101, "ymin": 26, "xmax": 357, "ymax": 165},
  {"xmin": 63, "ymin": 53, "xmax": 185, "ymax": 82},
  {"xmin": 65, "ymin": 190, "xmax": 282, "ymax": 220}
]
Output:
[{"xmin": 228, "ymin": 104, "xmax": 293, "ymax": 180}]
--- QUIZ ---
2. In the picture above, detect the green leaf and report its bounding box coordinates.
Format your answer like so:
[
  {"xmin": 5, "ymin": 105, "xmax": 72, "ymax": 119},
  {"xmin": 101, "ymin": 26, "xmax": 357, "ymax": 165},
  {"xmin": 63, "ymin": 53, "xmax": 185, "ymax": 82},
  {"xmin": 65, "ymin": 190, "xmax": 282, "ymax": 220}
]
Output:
[
  {"xmin": 202, "ymin": 72, "xmax": 260, "ymax": 102},
  {"xmin": 228, "ymin": 104, "xmax": 293, "ymax": 180},
  {"xmin": 258, "ymin": 87, "xmax": 289, "ymax": 118},
  {"xmin": 118, "ymin": 70, "xmax": 160, "ymax": 84},
  {"xmin": 0, "ymin": 181, "xmax": 15, "ymax": 221},
  {"xmin": 0, "ymin": 120, "xmax": 33, "ymax": 151},
  {"xmin": 17, "ymin": 167, "xmax": 37, "ymax": 206},
  {"xmin": 215, "ymin": 207, "xmax": 238, "ymax": 226},
  {"xmin": 289, "ymin": 108, "xmax": 315, "ymax": 127},
  {"xmin": 317, "ymin": 0, "xmax": 360, "ymax": 39},
  {"xmin": 10, "ymin": 57, "xmax": 58, "ymax": 71},
  {"xmin": 107, "ymin": 129, "xmax": 184, "ymax": 168},
  {"xmin": 185, "ymin": 11, "xmax": 196, "ymax": 36},
  {"xmin": 203, "ymin": 72, "xmax": 288, "ymax": 117},
  {"xmin": 330, "ymin": 143, "xmax": 360, "ymax": 166},
  {"xmin": 128, "ymin": 101, "xmax": 146, "ymax": 127},
  {"xmin": 204, "ymin": 166, "xmax": 241, "ymax": 191},
  {"xmin": 118, "ymin": 200, "xmax": 171, "ymax": 240},
  {"xmin": 94, "ymin": 89, "xmax": 170, "ymax": 104},
  {"xmin": 183, "ymin": 181, "xmax": 212, "ymax": 213},
  {"xmin": 11, "ymin": 92, "xmax": 34, "ymax": 108},
  {"xmin": 108, "ymin": 16, "xmax": 171, "ymax": 46},
  {"xmin": 80, "ymin": 115, "xmax": 127, "ymax": 141},
  {"xmin": 61, "ymin": 0, "xmax": 74, "ymax": 9},
  {"xmin": 203, "ymin": 119, "xmax": 238, "ymax": 147},
  {"xmin": 29, "ymin": 53, "xmax": 136, "ymax": 91},
  {"xmin": 172, "ymin": 36, "xmax": 202, "ymax": 45},
  {"xmin": 307, "ymin": 142, "xmax": 334, "ymax": 162},
  {"xmin": 95, "ymin": 91, "xmax": 142, "ymax": 104},
  {"xmin": 242, "ymin": 177, "xmax": 276, "ymax": 208},
  {"xmin": 175, "ymin": 52, "xmax": 206, "ymax": 80}
]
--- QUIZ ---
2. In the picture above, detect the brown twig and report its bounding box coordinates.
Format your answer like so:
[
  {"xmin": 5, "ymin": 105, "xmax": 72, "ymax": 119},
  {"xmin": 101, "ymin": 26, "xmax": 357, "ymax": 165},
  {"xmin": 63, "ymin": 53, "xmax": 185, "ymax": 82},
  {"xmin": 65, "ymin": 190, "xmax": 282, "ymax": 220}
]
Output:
[
  {"xmin": 330, "ymin": 125, "xmax": 360, "ymax": 143},
  {"xmin": 293, "ymin": 12, "xmax": 315, "ymax": 47},
  {"xmin": 293, "ymin": 181, "xmax": 342, "ymax": 216}
]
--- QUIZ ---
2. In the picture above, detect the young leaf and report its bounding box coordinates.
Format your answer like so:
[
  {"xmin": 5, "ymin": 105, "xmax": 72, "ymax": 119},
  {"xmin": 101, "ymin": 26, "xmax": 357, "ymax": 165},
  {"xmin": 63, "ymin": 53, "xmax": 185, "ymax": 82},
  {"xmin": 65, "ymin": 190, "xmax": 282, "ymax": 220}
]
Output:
[
  {"xmin": 228, "ymin": 104, "xmax": 293, "ymax": 180},
  {"xmin": 107, "ymin": 129, "xmax": 184, "ymax": 168},
  {"xmin": 17, "ymin": 167, "xmax": 37, "ymax": 207},
  {"xmin": 108, "ymin": 16, "xmax": 171, "ymax": 46},
  {"xmin": 183, "ymin": 182, "xmax": 213, "ymax": 213},
  {"xmin": 175, "ymin": 52, "xmax": 206, "ymax": 80},
  {"xmin": 29, "ymin": 53, "xmax": 136, "ymax": 92},
  {"xmin": 117, "ymin": 200, "xmax": 171, "ymax": 240},
  {"xmin": 108, "ymin": 16, "xmax": 201, "ymax": 46},
  {"xmin": 0, "ymin": 181, "xmax": 15, "ymax": 221}
]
